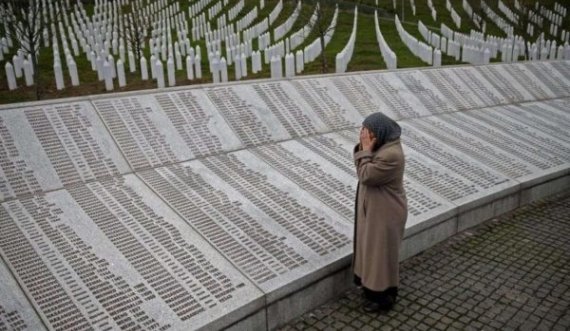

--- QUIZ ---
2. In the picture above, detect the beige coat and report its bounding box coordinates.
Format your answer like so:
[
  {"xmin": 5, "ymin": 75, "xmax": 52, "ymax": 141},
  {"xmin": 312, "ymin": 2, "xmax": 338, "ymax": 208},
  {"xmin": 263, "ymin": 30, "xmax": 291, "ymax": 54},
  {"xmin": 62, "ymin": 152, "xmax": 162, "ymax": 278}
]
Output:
[{"xmin": 353, "ymin": 139, "xmax": 407, "ymax": 291}]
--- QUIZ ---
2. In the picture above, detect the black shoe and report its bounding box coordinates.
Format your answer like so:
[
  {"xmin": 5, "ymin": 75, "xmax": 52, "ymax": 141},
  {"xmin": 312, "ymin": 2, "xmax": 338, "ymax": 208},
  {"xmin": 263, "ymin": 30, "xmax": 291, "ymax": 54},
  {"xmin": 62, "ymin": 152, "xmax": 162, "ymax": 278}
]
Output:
[{"xmin": 362, "ymin": 300, "xmax": 394, "ymax": 313}]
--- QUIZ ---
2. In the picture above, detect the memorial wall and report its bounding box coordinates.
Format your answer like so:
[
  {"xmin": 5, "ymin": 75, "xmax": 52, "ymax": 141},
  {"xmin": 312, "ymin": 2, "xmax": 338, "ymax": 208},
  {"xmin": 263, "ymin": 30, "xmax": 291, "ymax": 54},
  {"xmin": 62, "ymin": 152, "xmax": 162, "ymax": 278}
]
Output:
[{"xmin": 1, "ymin": 61, "xmax": 569, "ymax": 330}]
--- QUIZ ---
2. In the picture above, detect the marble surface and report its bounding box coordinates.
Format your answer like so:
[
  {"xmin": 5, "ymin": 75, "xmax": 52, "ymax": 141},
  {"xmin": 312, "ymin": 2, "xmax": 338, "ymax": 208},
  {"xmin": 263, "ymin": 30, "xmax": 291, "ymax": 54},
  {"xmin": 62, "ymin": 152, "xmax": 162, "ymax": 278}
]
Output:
[{"xmin": 1, "ymin": 61, "xmax": 569, "ymax": 330}]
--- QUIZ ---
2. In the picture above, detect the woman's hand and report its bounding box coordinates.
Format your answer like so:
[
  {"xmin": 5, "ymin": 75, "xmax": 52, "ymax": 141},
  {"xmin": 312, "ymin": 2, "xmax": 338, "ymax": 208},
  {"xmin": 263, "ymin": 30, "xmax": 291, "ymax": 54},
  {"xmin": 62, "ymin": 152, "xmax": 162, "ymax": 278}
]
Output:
[{"xmin": 360, "ymin": 127, "xmax": 376, "ymax": 152}]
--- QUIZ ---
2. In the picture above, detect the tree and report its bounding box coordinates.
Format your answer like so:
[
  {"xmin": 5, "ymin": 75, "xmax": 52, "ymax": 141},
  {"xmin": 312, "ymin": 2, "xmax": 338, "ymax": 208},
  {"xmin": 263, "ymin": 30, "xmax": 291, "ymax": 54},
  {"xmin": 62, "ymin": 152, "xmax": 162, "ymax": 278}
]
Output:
[
  {"xmin": 295, "ymin": 0, "xmax": 339, "ymax": 73},
  {"xmin": 1, "ymin": 0, "xmax": 55, "ymax": 99},
  {"xmin": 120, "ymin": 1, "xmax": 149, "ymax": 67}
]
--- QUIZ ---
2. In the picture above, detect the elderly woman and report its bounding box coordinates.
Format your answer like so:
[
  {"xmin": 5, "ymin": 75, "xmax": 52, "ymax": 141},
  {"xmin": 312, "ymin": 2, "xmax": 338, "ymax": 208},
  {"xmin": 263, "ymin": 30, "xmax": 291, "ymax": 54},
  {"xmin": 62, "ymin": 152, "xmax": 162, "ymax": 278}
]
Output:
[{"xmin": 353, "ymin": 112, "xmax": 408, "ymax": 313}]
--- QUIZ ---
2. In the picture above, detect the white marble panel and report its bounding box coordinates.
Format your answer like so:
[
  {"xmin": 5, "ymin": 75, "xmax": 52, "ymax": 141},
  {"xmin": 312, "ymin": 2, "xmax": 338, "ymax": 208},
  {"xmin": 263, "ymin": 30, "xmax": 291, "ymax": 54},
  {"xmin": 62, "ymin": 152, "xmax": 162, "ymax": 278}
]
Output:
[
  {"xmin": 474, "ymin": 64, "xmax": 534, "ymax": 103},
  {"xmin": 421, "ymin": 67, "xmax": 488, "ymax": 110},
  {"xmin": 0, "ymin": 102, "xmax": 130, "ymax": 202},
  {"xmin": 449, "ymin": 66, "xmax": 508, "ymax": 106},
  {"xmin": 0, "ymin": 261, "xmax": 46, "ymax": 331},
  {"xmin": 400, "ymin": 121, "xmax": 518, "ymax": 211},
  {"xmin": 0, "ymin": 175, "xmax": 262, "ymax": 331},
  {"xmin": 394, "ymin": 70, "xmax": 456, "ymax": 115},
  {"xmin": 361, "ymin": 72, "xmax": 431, "ymax": 119},
  {"xmin": 287, "ymin": 77, "xmax": 364, "ymax": 129},
  {"xmin": 328, "ymin": 75, "xmax": 400, "ymax": 119},
  {"xmin": 203, "ymin": 84, "xmax": 292, "ymax": 146},
  {"xmin": 502, "ymin": 63, "xmax": 557, "ymax": 99},
  {"xmin": 139, "ymin": 150, "xmax": 353, "ymax": 302}
]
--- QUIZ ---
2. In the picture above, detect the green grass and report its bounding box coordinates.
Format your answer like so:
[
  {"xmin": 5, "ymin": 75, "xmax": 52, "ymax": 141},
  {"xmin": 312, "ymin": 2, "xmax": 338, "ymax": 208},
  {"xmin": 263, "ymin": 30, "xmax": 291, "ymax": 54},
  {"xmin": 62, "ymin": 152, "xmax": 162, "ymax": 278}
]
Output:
[{"xmin": 1, "ymin": 0, "xmax": 569, "ymax": 104}]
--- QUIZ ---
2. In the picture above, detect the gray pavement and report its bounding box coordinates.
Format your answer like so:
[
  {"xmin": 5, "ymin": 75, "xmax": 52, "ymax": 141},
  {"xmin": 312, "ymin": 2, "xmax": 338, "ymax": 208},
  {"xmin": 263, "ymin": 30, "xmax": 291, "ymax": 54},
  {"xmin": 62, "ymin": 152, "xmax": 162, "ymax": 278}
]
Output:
[{"xmin": 280, "ymin": 191, "xmax": 570, "ymax": 331}]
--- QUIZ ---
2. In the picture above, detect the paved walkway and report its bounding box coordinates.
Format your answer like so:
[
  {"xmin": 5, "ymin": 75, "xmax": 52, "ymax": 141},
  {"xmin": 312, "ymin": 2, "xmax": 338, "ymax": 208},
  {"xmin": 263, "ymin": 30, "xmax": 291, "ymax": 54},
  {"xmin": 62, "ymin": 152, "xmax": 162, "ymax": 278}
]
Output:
[{"xmin": 280, "ymin": 191, "xmax": 570, "ymax": 331}]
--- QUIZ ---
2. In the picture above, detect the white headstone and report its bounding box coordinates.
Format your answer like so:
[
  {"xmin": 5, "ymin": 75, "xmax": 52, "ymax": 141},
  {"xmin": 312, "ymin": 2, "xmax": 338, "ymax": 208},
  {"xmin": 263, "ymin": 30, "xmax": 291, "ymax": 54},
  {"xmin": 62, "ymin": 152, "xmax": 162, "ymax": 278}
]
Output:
[
  {"xmin": 195, "ymin": 54, "xmax": 202, "ymax": 78},
  {"xmin": 557, "ymin": 45, "xmax": 565, "ymax": 60},
  {"xmin": 220, "ymin": 57, "xmax": 228, "ymax": 82},
  {"xmin": 186, "ymin": 55, "xmax": 194, "ymax": 80},
  {"xmin": 156, "ymin": 60, "xmax": 165, "ymax": 88},
  {"xmin": 13, "ymin": 55, "xmax": 23, "ymax": 78},
  {"xmin": 240, "ymin": 53, "xmax": 247, "ymax": 77},
  {"xmin": 483, "ymin": 48, "xmax": 491, "ymax": 64},
  {"xmin": 270, "ymin": 56, "xmax": 282, "ymax": 79},
  {"xmin": 117, "ymin": 59, "xmax": 126, "ymax": 87},
  {"xmin": 167, "ymin": 57, "xmax": 176, "ymax": 86},
  {"xmin": 23, "ymin": 60, "xmax": 34, "ymax": 86},
  {"xmin": 103, "ymin": 60, "xmax": 113, "ymax": 91},
  {"xmin": 234, "ymin": 54, "xmax": 242, "ymax": 80},
  {"xmin": 433, "ymin": 49, "xmax": 442, "ymax": 67},
  {"xmin": 69, "ymin": 60, "xmax": 80, "ymax": 86},
  {"xmin": 212, "ymin": 58, "xmax": 220, "ymax": 83},
  {"xmin": 108, "ymin": 55, "xmax": 117, "ymax": 78},
  {"xmin": 128, "ymin": 51, "xmax": 136, "ymax": 73},
  {"xmin": 141, "ymin": 56, "xmax": 149, "ymax": 80},
  {"xmin": 54, "ymin": 61, "xmax": 65, "ymax": 90},
  {"xmin": 5, "ymin": 62, "xmax": 17, "ymax": 90},
  {"xmin": 295, "ymin": 50, "xmax": 303, "ymax": 73},
  {"xmin": 150, "ymin": 54, "xmax": 157, "ymax": 79},
  {"xmin": 285, "ymin": 53, "xmax": 295, "ymax": 78}
]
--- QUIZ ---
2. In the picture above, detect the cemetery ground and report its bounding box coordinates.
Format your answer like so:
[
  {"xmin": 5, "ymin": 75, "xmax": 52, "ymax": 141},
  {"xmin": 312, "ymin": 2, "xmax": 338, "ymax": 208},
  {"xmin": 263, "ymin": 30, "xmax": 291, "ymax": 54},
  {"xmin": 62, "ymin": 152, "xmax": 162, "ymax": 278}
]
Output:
[
  {"xmin": 281, "ymin": 190, "xmax": 570, "ymax": 331},
  {"xmin": 1, "ymin": 0, "xmax": 569, "ymax": 105}
]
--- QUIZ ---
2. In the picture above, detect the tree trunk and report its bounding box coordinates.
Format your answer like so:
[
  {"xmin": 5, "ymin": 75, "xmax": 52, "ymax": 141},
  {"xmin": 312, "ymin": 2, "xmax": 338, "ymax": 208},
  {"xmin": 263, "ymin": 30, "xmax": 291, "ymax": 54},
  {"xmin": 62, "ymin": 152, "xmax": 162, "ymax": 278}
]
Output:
[{"xmin": 319, "ymin": 33, "xmax": 328, "ymax": 73}]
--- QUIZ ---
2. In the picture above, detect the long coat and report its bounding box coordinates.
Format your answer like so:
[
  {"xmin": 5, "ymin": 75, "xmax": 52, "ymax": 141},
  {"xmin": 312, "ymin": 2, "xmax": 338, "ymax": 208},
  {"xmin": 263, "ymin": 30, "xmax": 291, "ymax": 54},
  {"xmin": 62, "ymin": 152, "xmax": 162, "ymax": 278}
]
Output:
[{"xmin": 353, "ymin": 139, "xmax": 407, "ymax": 292}]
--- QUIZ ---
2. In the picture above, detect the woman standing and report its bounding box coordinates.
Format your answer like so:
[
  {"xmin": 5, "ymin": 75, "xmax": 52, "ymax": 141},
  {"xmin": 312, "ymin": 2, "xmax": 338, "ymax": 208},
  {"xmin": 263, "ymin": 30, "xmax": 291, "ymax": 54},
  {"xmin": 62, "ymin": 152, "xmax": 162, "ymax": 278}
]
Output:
[{"xmin": 353, "ymin": 112, "xmax": 408, "ymax": 313}]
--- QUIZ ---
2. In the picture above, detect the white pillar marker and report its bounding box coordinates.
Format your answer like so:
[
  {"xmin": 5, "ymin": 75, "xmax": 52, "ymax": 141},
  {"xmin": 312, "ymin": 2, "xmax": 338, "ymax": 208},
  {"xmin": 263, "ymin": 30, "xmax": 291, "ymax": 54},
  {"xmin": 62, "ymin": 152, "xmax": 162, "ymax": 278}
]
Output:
[
  {"xmin": 156, "ymin": 60, "xmax": 165, "ymax": 88},
  {"xmin": 186, "ymin": 55, "xmax": 194, "ymax": 80},
  {"xmin": 234, "ymin": 54, "xmax": 242, "ymax": 80},
  {"xmin": 69, "ymin": 60, "xmax": 80, "ymax": 86},
  {"xmin": 5, "ymin": 62, "xmax": 17, "ymax": 90},
  {"xmin": 220, "ymin": 57, "xmax": 228, "ymax": 82},
  {"xmin": 212, "ymin": 58, "xmax": 220, "ymax": 83},
  {"xmin": 195, "ymin": 53, "xmax": 202, "ymax": 78},
  {"xmin": 103, "ymin": 60, "xmax": 113, "ymax": 91},
  {"xmin": 141, "ymin": 56, "xmax": 149, "ymax": 80},
  {"xmin": 54, "ymin": 61, "xmax": 65, "ymax": 90},
  {"xmin": 285, "ymin": 53, "xmax": 295, "ymax": 78},
  {"xmin": 240, "ymin": 53, "xmax": 247, "ymax": 78},
  {"xmin": 150, "ymin": 55, "xmax": 157, "ymax": 79},
  {"xmin": 117, "ymin": 59, "xmax": 126, "ymax": 87},
  {"xmin": 23, "ymin": 60, "xmax": 34, "ymax": 86},
  {"xmin": 167, "ymin": 57, "xmax": 176, "ymax": 86},
  {"xmin": 13, "ymin": 55, "xmax": 23, "ymax": 78}
]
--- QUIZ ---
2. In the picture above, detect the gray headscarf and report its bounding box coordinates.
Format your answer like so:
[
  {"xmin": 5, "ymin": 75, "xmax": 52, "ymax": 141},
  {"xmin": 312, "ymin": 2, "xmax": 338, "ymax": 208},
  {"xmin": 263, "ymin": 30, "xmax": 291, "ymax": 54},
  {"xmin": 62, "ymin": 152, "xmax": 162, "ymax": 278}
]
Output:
[{"xmin": 362, "ymin": 112, "xmax": 401, "ymax": 150}]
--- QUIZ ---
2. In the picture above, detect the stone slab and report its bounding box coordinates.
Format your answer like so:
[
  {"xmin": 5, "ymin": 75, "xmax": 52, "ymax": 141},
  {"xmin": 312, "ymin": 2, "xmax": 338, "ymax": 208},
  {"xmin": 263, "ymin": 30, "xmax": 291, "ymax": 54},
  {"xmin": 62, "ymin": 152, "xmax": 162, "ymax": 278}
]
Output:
[
  {"xmin": 400, "ymin": 121, "xmax": 519, "ymax": 213},
  {"xmin": 502, "ymin": 63, "xmax": 557, "ymax": 99},
  {"xmin": 360, "ymin": 72, "xmax": 432, "ymax": 119},
  {"xmin": 328, "ymin": 74, "xmax": 401, "ymax": 119},
  {"xmin": 0, "ymin": 174, "xmax": 263, "ymax": 330},
  {"xmin": 92, "ymin": 92, "xmax": 242, "ymax": 170},
  {"xmin": 288, "ymin": 77, "xmax": 365, "ymax": 129},
  {"xmin": 0, "ymin": 102, "xmax": 130, "ymax": 202},
  {"xmin": 395, "ymin": 70, "xmax": 457, "ymax": 115},
  {"xmin": 522, "ymin": 62, "xmax": 570, "ymax": 98},
  {"xmin": 474, "ymin": 64, "xmax": 534, "ymax": 103},
  {"xmin": 448, "ymin": 66, "xmax": 508, "ymax": 107},
  {"xmin": 420, "ymin": 66, "xmax": 488, "ymax": 110},
  {"xmin": 138, "ymin": 150, "xmax": 353, "ymax": 304},
  {"xmin": 502, "ymin": 103, "xmax": 570, "ymax": 145},
  {"xmin": 421, "ymin": 109, "xmax": 569, "ymax": 186},
  {"xmin": 0, "ymin": 259, "xmax": 47, "ymax": 331}
]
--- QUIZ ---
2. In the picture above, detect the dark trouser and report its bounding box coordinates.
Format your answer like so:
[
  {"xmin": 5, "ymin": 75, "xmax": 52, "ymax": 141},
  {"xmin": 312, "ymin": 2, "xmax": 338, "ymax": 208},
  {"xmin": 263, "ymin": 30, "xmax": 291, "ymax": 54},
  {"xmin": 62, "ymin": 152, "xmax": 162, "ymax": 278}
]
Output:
[{"xmin": 354, "ymin": 275, "xmax": 398, "ymax": 305}]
